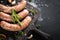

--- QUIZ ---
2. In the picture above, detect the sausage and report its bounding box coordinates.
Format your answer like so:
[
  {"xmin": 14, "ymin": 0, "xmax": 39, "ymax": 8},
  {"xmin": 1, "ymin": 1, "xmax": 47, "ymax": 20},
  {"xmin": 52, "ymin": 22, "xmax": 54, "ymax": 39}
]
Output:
[
  {"xmin": 0, "ymin": 16, "xmax": 32, "ymax": 31},
  {"xmin": 0, "ymin": 0, "xmax": 26, "ymax": 13},
  {"xmin": 0, "ymin": 9, "xmax": 29, "ymax": 22},
  {"xmin": 0, "ymin": 12, "xmax": 12, "ymax": 22}
]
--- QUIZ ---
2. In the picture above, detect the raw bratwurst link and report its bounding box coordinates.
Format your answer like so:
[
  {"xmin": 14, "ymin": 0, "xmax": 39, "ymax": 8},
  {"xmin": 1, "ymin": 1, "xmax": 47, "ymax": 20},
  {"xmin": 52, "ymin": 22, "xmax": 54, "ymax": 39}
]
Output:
[
  {"xmin": 0, "ymin": 0, "xmax": 26, "ymax": 13},
  {"xmin": 0, "ymin": 16, "xmax": 32, "ymax": 31},
  {"xmin": 0, "ymin": 9, "xmax": 29, "ymax": 22}
]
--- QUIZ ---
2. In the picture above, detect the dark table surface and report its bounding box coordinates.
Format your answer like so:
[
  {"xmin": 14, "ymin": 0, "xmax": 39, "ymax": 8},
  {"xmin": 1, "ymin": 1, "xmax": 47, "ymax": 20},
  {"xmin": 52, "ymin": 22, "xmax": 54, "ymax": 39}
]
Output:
[{"xmin": 28, "ymin": 0, "xmax": 60, "ymax": 40}]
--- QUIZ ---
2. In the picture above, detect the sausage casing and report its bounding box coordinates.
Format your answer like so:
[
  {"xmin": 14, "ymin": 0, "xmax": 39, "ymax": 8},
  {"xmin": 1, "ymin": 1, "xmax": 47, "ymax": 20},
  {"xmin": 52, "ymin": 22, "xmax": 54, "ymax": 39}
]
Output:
[
  {"xmin": 0, "ymin": 9, "xmax": 29, "ymax": 22},
  {"xmin": 0, "ymin": 16, "xmax": 32, "ymax": 31},
  {"xmin": 0, "ymin": 0, "xmax": 26, "ymax": 13}
]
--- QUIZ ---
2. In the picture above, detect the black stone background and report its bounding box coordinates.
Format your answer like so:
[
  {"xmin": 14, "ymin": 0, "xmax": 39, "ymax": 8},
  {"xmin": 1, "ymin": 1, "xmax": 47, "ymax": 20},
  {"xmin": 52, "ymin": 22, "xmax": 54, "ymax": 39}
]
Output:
[{"xmin": 26, "ymin": 0, "xmax": 60, "ymax": 40}]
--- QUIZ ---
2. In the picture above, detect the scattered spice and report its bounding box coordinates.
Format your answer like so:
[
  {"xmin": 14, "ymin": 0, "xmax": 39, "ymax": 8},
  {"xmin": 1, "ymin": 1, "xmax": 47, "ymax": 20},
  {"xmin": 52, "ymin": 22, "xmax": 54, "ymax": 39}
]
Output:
[
  {"xmin": 14, "ymin": 31, "xmax": 25, "ymax": 39},
  {"xmin": 29, "ymin": 8, "xmax": 37, "ymax": 15},
  {"xmin": 36, "ymin": 24, "xmax": 41, "ymax": 29}
]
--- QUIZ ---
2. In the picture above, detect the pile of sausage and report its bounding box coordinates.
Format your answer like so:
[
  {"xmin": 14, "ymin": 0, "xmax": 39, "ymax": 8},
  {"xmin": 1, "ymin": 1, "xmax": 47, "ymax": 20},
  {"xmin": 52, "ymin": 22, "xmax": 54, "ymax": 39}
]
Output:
[{"xmin": 0, "ymin": 0, "xmax": 32, "ymax": 31}]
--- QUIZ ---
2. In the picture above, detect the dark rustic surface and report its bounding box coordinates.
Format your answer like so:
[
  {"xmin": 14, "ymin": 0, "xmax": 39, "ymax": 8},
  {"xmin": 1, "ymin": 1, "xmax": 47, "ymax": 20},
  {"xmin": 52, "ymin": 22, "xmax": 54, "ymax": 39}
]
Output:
[{"xmin": 30, "ymin": 0, "xmax": 60, "ymax": 40}]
